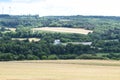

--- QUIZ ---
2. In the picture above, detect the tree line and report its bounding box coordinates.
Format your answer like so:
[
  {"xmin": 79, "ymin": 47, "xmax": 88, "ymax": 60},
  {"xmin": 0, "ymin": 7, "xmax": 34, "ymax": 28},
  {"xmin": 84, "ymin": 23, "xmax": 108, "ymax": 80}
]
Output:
[
  {"xmin": 0, "ymin": 28, "xmax": 120, "ymax": 60},
  {"xmin": 0, "ymin": 39, "xmax": 96, "ymax": 61},
  {"xmin": 1, "ymin": 15, "xmax": 120, "ymax": 32}
]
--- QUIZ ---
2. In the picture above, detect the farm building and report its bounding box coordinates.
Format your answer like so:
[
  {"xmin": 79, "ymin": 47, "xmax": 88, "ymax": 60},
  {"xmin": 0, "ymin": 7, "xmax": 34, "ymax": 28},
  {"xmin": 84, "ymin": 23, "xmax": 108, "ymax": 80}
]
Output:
[{"xmin": 54, "ymin": 39, "xmax": 61, "ymax": 45}]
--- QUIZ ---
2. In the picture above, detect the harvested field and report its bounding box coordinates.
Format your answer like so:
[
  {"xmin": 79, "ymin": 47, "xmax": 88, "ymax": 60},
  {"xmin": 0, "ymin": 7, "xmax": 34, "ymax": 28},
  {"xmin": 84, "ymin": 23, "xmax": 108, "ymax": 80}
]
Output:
[
  {"xmin": 5, "ymin": 28, "xmax": 16, "ymax": 32},
  {"xmin": 28, "ymin": 38, "xmax": 40, "ymax": 42},
  {"xmin": 0, "ymin": 60, "xmax": 120, "ymax": 80},
  {"xmin": 33, "ymin": 27, "xmax": 93, "ymax": 35},
  {"xmin": 12, "ymin": 38, "xmax": 40, "ymax": 42}
]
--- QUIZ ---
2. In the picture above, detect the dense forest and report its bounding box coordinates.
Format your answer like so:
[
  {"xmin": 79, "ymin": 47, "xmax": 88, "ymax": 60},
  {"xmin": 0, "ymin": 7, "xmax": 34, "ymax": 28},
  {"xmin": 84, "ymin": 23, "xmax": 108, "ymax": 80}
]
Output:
[{"xmin": 0, "ymin": 14, "xmax": 120, "ymax": 60}]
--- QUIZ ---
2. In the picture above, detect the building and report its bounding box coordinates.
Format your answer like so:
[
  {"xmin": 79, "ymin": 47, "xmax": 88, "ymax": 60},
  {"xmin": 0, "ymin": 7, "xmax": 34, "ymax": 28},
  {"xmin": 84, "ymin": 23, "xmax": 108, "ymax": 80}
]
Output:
[{"xmin": 54, "ymin": 39, "xmax": 61, "ymax": 45}]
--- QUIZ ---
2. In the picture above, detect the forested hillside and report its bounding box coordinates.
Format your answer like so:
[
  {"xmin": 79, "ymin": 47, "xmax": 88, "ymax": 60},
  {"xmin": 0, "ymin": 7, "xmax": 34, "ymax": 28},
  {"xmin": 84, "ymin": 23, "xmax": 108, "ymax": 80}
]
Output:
[
  {"xmin": 0, "ymin": 14, "xmax": 120, "ymax": 60},
  {"xmin": 1, "ymin": 14, "xmax": 120, "ymax": 32}
]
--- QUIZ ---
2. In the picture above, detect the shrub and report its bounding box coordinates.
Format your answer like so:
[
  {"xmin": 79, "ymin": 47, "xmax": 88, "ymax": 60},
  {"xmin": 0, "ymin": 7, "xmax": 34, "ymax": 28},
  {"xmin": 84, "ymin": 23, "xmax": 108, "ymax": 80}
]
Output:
[
  {"xmin": 48, "ymin": 54, "xmax": 58, "ymax": 60},
  {"xmin": 26, "ymin": 54, "xmax": 39, "ymax": 60},
  {"xmin": 41, "ymin": 55, "xmax": 48, "ymax": 60},
  {"xmin": 59, "ymin": 54, "xmax": 77, "ymax": 59},
  {"xmin": 76, "ymin": 54, "xmax": 108, "ymax": 60}
]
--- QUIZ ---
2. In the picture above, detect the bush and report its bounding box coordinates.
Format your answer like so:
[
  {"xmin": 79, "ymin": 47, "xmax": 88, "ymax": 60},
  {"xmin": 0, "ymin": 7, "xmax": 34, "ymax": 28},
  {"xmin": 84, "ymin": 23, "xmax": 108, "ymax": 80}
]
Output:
[
  {"xmin": 26, "ymin": 54, "xmax": 39, "ymax": 60},
  {"xmin": 41, "ymin": 55, "xmax": 48, "ymax": 60},
  {"xmin": 0, "ymin": 53, "xmax": 15, "ymax": 61},
  {"xmin": 17, "ymin": 54, "xmax": 26, "ymax": 60},
  {"xmin": 59, "ymin": 54, "xmax": 77, "ymax": 59},
  {"xmin": 105, "ymin": 53, "xmax": 120, "ymax": 60},
  {"xmin": 48, "ymin": 54, "xmax": 58, "ymax": 60},
  {"xmin": 76, "ymin": 54, "xmax": 108, "ymax": 60}
]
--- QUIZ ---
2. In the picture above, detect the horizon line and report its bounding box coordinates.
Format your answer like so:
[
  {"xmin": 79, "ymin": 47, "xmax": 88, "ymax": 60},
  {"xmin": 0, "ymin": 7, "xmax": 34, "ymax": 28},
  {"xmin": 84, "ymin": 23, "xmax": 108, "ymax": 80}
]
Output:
[{"xmin": 1, "ymin": 13, "xmax": 120, "ymax": 17}]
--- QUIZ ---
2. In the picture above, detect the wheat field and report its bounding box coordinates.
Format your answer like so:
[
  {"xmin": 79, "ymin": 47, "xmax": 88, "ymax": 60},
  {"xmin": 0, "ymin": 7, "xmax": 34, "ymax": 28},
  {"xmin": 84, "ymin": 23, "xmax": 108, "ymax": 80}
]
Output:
[
  {"xmin": 0, "ymin": 60, "xmax": 120, "ymax": 80},
  {"xmin": 5, "ymin": 27, "xmax": 93, "ymax": 35},
  {"xmin": 12, "ymin": 38, "xmax": 40, "ymax": 42},
  {"xmin": 33, "ymin": 27, "xmax": 93, "ymax": 35}
]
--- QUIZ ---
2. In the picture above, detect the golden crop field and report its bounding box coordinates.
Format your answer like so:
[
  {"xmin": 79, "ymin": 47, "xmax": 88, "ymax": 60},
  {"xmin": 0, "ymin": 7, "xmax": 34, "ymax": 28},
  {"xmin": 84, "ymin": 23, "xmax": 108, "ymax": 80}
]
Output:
[
  {"xmin": 4, "ymin": 27, "xmax": 93, "ymax": 35},
  {"xmin": 33, "ymin": 27, "xmax": 93, "ymax": 35},
  {"xmin": 5, "ymin": 28, "xmax": 16, "ymax": 32},
  {"xmin": 0, "ymin": 60, "xmax": 120, "ymax": 80},
  {"xmin": 12, "ymin": 38, "xmax": 40, "ymax": 42}
]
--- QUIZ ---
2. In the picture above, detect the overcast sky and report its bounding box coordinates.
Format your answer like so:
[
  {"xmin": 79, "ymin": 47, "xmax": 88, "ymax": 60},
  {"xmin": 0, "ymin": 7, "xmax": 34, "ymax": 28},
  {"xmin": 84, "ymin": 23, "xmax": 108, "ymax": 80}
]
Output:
[{"xmin": 0, "ymin": 0, "xmax": 120, "ymax": 16}]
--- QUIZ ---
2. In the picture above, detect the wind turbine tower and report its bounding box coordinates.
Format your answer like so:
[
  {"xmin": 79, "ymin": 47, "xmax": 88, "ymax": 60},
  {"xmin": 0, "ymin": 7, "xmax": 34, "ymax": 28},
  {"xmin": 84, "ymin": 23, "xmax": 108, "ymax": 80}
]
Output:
[{"xmin": 9, "ymin": 6, "xmax": 11, "ymax": 14}]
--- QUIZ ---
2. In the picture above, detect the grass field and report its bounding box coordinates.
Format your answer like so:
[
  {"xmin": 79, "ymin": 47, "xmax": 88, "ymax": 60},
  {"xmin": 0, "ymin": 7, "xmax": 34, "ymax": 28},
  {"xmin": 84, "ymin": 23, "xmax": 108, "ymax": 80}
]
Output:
[
  {"xmin": 0, "ymin": 60, "xmax": 120, "ymax": 80},
  {"xmin": 33, "ymin": 27, "xmax": 93, "ymax": 35}
]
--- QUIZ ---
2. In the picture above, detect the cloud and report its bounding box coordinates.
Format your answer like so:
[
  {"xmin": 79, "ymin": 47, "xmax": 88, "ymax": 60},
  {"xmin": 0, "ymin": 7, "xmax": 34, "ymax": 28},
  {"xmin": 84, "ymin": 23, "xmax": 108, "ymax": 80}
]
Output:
[
  {"xmin": 0, "ymin": 0, "xmax": 11, "ymax": 3},
  {"xmin": 0, "ymin": 0, "xmax": 120, "ymax": 16},
  {"xmin": 11, "ymin": 0, "xmax": 45, "ymax": 3}
]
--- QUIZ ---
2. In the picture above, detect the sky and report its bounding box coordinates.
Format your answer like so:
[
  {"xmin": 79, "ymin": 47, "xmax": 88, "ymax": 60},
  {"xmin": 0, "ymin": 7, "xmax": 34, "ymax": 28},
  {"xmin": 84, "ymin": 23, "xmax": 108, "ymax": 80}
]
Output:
[{"xmin": 0, "ymin": 0, "xmax": 120, "ymax": 16}]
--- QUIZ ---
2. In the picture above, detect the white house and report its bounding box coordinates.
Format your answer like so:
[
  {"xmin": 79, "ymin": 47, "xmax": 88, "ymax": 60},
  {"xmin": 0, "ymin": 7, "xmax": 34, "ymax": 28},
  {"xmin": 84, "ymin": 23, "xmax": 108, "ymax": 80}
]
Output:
[{"xmin": 54, "ymin": 39, "xmax": 61, "ymax": 45}]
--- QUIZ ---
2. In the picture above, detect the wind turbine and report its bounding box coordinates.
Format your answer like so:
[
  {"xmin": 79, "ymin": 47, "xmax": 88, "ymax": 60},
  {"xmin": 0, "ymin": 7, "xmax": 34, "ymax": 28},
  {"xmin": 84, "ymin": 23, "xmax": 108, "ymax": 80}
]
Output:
[{"xmin": 9, "ymin": 6, "xmax": 11, "ymax": 14}]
